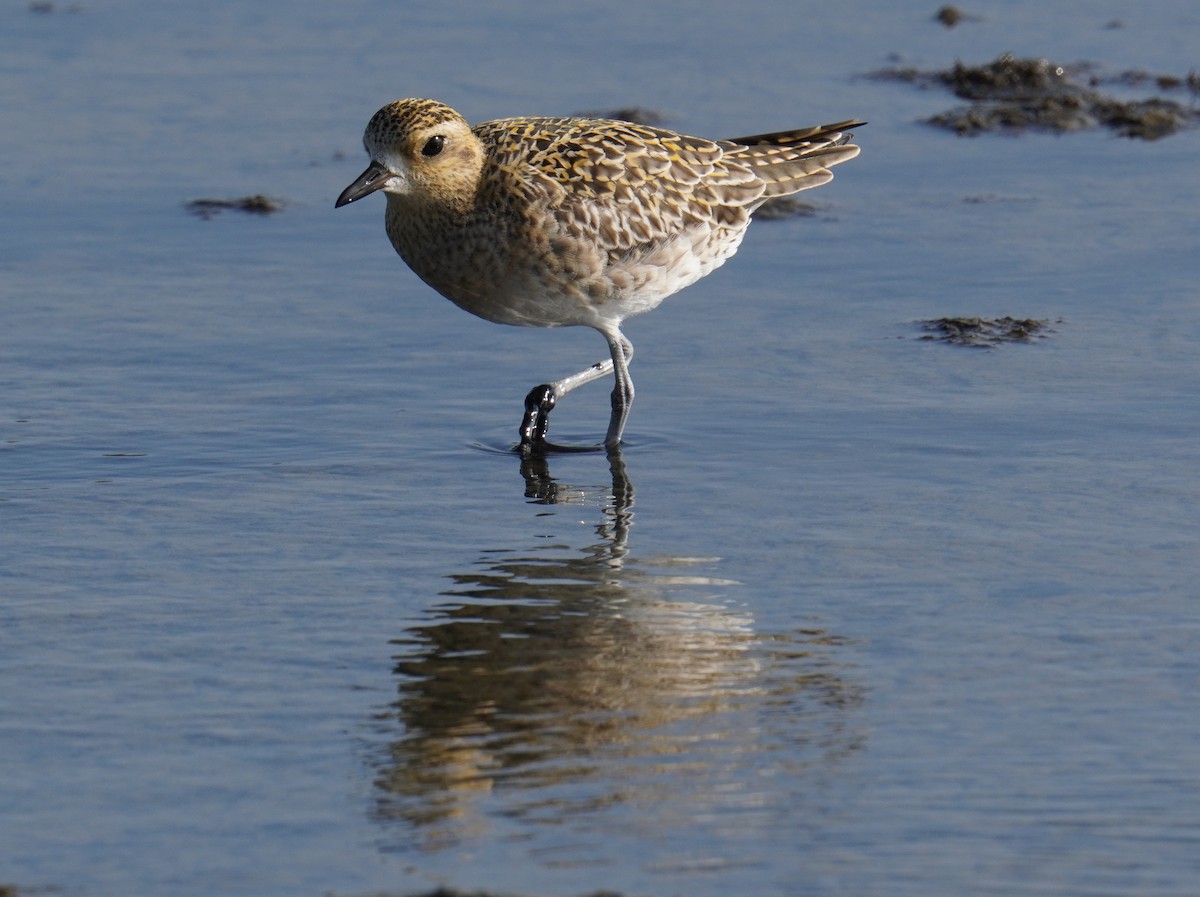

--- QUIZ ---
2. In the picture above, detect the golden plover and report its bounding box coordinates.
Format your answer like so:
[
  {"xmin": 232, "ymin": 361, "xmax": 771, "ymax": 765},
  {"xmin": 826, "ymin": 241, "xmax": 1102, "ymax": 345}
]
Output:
[{"xmin": 336, "ymin": 98, "xmax": 862, "ymax": 450}]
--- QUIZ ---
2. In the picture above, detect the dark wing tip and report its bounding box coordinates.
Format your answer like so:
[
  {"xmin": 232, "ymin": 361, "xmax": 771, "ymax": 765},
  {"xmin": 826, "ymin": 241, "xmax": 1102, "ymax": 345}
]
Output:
[{"xmin": 727, "ymin": 120, "xmax": 867, "ymax": 148}]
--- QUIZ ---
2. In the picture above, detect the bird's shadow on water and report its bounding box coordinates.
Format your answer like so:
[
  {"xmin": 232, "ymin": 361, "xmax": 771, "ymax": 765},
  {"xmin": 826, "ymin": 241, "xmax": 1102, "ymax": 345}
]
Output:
[{"xmin": 366, "ymin": 446, "xmax": 866, "ymax": 859}]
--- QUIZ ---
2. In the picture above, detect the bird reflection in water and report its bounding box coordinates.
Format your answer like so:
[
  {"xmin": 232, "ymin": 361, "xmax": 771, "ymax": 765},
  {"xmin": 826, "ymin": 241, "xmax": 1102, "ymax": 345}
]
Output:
[{"xmin": 372, "ymin": 448, "xmax": 863, "ymax": 855}]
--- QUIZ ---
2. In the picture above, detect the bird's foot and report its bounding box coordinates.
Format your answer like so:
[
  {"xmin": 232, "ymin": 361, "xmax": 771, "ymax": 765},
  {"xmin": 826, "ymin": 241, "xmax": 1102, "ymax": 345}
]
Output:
[{"xmin": 519, "ymin": 384, "xmax": 557, "ymax": 448}]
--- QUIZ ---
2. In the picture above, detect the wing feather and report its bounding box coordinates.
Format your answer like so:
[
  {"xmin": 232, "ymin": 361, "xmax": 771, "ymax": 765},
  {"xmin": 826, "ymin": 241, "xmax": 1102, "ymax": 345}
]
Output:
[{"xmin": 476, "ymin": 117, "xmax": 764, "ymax": 253}]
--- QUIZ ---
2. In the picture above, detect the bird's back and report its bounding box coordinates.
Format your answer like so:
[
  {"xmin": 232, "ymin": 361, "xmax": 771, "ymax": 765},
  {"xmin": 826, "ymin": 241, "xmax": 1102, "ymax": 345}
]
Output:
[{"xmin": 475, "ymin": 115, "xmax": 861, "ymax": 220}]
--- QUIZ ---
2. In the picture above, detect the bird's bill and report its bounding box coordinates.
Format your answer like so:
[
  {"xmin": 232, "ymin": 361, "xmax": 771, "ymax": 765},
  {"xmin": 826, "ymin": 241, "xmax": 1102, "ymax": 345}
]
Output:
[{"xmin": 335, "ymin": 160, "xmax": 389, "ymax": 208}]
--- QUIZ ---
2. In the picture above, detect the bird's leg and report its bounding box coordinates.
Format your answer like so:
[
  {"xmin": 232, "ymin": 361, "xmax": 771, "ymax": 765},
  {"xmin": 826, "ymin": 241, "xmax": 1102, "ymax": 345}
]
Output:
[
  {"xmin": 518, "ymin": 358, "xmax": 615, "ymax": 448},
  {"xmin": 517, "ymin": 330, "xmax": 634, "ymax": 450},
  {"xmin": 519, "ymin": 384, "xmax": 557, "ymax": 445},
  {"xmin": 603, "ymin": 333, "xmax": 634, "ymax": 450}
]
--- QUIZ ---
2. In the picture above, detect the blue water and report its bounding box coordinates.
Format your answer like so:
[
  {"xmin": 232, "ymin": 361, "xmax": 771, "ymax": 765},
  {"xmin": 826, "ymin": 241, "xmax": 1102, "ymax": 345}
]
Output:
[{"xmin": 3, "ymin": 2, "xmax": 1199, "ymax": 896}]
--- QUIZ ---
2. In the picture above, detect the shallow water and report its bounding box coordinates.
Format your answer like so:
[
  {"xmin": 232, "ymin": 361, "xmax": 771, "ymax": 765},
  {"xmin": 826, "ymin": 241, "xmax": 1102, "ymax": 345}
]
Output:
[{"xmin": 3, "ymin": 2, "xmax": 1199, "ymax": 896}]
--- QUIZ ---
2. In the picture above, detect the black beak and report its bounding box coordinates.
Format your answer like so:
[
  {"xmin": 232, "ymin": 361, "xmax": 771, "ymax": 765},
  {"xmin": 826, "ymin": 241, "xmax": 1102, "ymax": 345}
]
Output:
[{"xmin": 335, "ymin": 160, "xmax": 389, "ymax": 208}]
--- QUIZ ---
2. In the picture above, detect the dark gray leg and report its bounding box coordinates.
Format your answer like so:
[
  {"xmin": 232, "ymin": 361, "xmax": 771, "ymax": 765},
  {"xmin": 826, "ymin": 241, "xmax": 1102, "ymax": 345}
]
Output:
[{"xmin": 517, "ymin": 328, "xmax": 634, "ymax": 450}]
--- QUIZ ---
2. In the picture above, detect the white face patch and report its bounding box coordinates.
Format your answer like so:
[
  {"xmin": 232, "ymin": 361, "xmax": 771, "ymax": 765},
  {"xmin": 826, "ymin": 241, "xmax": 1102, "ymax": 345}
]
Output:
[{"xmin": 377, "ymin": 157, "xmax": 413, "ymax": 196}]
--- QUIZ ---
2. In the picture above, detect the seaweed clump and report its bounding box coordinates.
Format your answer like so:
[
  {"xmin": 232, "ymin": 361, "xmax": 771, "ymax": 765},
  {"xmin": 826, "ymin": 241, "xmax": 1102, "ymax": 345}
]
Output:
[
  {"xmin": 752, "ymin": 196, "xmax": 821, "ymax": 220},
  {"xmin": 874, "ymin": 54, "xmax": 1198, "ymax": 140},
  {"xmin": 575, "ymin": 107, "xmax": 667, "ymax": 127},
  {"xmin": 918, "ymin": 316, "xmax": 1058, "ymax": 347},
  {"xmin": 185, "ymin": 194, "xmax": 284, "ymax": 219},
  {"xmin": 934, "ymin": 5, "xmax": 978, "ymax": 28}
]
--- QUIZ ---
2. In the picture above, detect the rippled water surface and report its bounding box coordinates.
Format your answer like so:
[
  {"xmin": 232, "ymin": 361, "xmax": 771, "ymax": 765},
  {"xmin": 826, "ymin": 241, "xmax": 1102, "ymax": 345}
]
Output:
[{"xmin": 3, "ymin": 2, "xmax": 1199, "ymax": 896}]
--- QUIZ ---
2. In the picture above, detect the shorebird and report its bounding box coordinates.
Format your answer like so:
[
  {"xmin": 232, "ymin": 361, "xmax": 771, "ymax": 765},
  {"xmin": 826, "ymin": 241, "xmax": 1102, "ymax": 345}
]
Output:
[{"xmin": 336, "ymin": 99, "xmax": 862, "ymax": 450}]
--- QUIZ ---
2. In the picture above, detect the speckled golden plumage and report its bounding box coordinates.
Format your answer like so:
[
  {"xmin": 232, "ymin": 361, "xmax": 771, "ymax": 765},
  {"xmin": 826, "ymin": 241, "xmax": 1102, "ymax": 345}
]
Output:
[{"xmin": 336, "ymin": 98, "xmax": 862, "ymax": 450}]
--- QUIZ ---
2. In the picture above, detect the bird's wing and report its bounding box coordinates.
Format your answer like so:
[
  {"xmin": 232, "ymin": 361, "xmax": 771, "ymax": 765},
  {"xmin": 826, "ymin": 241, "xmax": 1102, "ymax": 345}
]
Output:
[{"xmin": 476, "ymin": 117, "xmax": 765, "ymax": 252}]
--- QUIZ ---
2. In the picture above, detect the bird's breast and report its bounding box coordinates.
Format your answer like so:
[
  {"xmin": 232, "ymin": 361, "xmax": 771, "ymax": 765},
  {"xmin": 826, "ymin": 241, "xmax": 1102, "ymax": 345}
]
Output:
[{"xmin": 381, "ymin": 194, "xmax": 747, "ymax": 329}]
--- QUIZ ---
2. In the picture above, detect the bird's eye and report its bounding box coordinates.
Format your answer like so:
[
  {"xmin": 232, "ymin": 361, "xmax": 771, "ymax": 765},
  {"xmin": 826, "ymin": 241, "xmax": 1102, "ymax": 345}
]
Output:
[{"xmin": 421, "ymin": 135, "xmax": 446, "ymax": 157}]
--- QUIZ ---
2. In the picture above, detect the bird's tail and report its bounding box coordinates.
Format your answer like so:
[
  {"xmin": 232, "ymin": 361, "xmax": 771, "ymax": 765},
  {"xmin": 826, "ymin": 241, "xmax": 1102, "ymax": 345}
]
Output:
[{"xmin": 725, "ymin": 120, "xmax": 864, "ymax": 199}]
